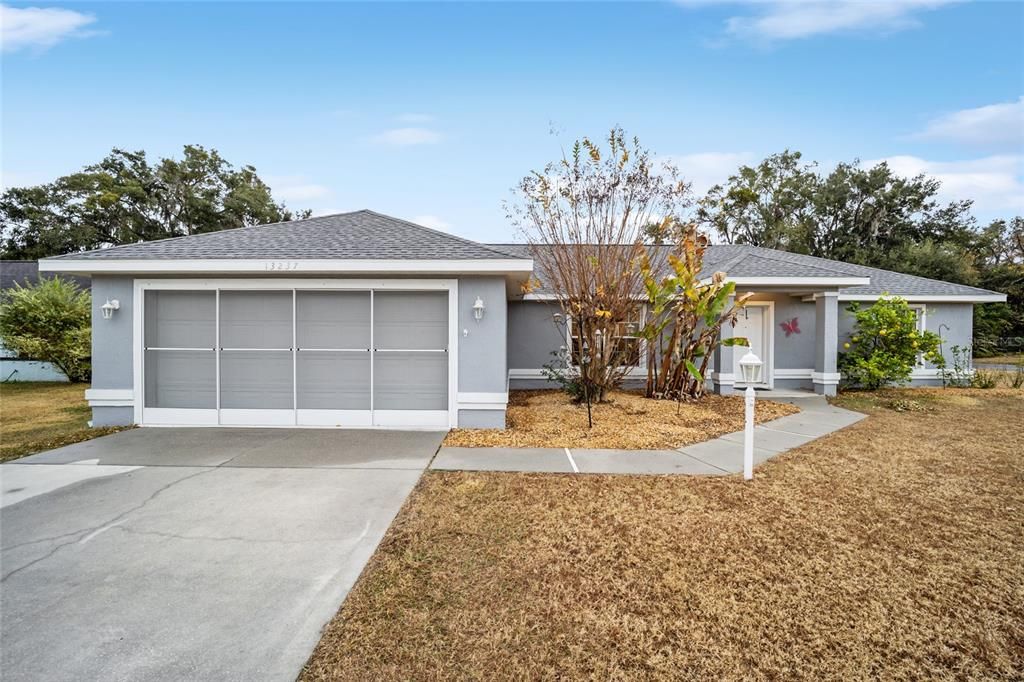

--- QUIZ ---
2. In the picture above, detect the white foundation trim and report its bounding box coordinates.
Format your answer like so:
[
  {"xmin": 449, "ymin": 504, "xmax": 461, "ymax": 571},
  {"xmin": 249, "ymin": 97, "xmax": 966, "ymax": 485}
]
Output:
[
  {"xmin": 774, "ymin": 368, "xmax": 814, "ymax": 380},
  {"xmin": 711, "ymin": 371, "xmax": 736, "ymax": 385},
  {"xmin": 507, "ymin": 368, "xmax": 647, "ymax": 380},
  {"xmin": 456, "ymin": 392, "xmax": 509, "ymax": 410},
  {"xmin": 812, "ymin": 371, "xmax": 842, "ymax": 385},
  {"xmin": 84, "ymin": 388, "xmax": 135, "ymax": 407}
]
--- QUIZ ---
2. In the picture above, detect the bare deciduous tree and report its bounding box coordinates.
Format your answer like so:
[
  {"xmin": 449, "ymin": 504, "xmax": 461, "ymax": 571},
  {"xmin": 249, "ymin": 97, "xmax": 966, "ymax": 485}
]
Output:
[{"xmin": 507, "ymin": 128, "xmax": 691, "ymax": 416}]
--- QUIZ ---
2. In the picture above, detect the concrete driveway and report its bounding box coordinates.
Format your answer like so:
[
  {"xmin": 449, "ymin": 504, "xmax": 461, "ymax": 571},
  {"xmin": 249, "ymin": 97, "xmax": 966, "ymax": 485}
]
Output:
[{"xmin": 0, "ymin": 427, "xmax": 444, "ymax": 681}]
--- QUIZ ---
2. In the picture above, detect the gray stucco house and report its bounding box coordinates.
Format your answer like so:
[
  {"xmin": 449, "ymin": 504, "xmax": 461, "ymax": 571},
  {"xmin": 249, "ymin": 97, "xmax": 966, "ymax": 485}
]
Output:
[{"xmin": 40, "ymin": 210, "xmax": 1006, "ymax": 430}]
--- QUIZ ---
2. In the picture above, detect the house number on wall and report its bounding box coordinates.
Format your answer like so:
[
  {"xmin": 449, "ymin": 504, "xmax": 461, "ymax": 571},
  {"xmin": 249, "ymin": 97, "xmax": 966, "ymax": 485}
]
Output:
[{"xmin": 264, "ymin": 261, "xmax": 300, "ymax": 271}]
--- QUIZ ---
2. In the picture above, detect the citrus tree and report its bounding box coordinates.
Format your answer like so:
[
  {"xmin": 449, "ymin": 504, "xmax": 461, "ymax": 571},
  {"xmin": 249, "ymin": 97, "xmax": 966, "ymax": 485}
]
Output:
[{"xmin": 839, "ymin": 295, "xmax": 943, "ymax": 389}]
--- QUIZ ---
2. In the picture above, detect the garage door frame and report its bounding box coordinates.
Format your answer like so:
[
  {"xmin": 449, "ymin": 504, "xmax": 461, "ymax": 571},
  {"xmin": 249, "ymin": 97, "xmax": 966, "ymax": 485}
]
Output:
[{"xmin": 132, "ymin": 278, "xmax": 459, "ymax": 429}]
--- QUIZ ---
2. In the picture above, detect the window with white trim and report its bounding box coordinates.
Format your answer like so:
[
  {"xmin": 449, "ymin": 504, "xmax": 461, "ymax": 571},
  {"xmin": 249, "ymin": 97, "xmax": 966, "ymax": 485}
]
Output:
[
  {"xmin": 910, "ymin": 304, "xmax": 927, "ymax": 366},
  {"xmin": 567, "ymin": 308, "xmax": 645, "ymax": 368}
]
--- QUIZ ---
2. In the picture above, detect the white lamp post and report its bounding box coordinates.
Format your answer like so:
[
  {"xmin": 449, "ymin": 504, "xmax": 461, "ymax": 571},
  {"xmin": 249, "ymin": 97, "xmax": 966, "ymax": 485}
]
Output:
[{"xmin": 738, "ymin": 349, "xmax": 763, "ymax": 481}]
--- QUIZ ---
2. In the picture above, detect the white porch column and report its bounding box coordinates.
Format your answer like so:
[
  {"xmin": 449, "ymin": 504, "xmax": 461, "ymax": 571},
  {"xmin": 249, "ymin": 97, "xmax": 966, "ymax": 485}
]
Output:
[
  {"xmin": 712, "ymin": 293, "xmax": 736, "ymax": 395},
  {"xmin": 813, "ymin": 291, "xmax": 840, "ymax": 396}
]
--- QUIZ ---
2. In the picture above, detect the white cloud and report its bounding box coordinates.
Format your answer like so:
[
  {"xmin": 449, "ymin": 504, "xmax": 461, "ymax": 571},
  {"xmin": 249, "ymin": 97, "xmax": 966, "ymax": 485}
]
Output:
[
  {"xmin": 914, "ymin": 97, "xmax": 1024, "ymax": 148},
  {"xmin": 1, "ymin": 4, "xmax": 98, "ymax": 53},
  {"xmin": 681, "ymin": 1, "xmax": 957, "ymax": 42},
  {"xmin": 370, "ymin": 127, "xmax": 442, "ymax": 146},
  {"xmin": 265, "ymin": 175, "xmax": 332, "ymax": 203},
  {"xmin": 864, "ymin": 154, "xmax": 1024, "ymax": 215},
  {"xmin": 410, "ymin": 215, "xmax": 452, "ymax": 231},
  {"xmin": 396, "ymin": 113, "xmax": 434, "ymax": 123},
  {"xmin": 664, "ymin": 151, "xmax": 756, "ymax": 197}
]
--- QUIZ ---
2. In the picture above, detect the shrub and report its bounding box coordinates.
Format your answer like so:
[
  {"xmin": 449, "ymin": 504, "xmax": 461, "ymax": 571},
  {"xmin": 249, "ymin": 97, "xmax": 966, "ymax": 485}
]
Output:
[
  {"xmin": 0, "ymin": 277, "xmax": 91, "ymax": 382},
  {"xmin": 839, "ymin": 295, "xmax": 943, "ymax": 390},
  {"xmin": 941, "ymin": 344, "xmax": 973, "ymax": 388},
  {"xmin": 970, "ymin": 369, "xmax": 999, "ymax": 389},
  {"xmin": 541, "ymin": 350, "xmax": 586, "ymax": 403}
]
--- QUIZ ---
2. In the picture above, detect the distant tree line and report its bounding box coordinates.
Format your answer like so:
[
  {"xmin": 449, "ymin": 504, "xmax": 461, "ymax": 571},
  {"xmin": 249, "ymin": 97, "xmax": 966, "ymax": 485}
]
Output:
[
  {"xmin": 649, "ymin": 151, "xmax": 1021, "ymax": 355},
  {"xmin": 0, "ymin": 145, "xmax": 309, "ymax": 260}
]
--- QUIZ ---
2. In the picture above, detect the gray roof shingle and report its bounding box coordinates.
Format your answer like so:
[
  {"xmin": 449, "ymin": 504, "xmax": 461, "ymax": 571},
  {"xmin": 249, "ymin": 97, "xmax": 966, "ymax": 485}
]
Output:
[
  {"xmin": 47, "ymin": 210, "xmax": 525, "ymax": 261},
  {"xmin": 489, "ymin": 243, "xmax": 1003, "ymax": 299},
  {"xmin": 1, "ymin": 261, "xmax": 90, "ymax": 291}
]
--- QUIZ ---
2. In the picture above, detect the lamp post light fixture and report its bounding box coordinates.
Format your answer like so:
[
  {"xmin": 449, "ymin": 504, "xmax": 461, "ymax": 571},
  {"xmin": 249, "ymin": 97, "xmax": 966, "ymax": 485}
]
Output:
[
  {"xmin": 472, "ymin": 296, "xmax": 485, "ymax": 322},
  {"xmin": 100, "ymin": 299, "xmax": 120, "ymax": 320},
  {"xmin": 738, "ymin": 349, "xmax": 763, "ymax": 481}
]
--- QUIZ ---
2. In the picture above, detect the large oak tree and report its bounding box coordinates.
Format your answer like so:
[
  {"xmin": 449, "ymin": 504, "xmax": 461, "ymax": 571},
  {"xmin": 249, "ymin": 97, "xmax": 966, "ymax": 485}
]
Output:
[{"xmin": 1, "ymin": 145, "xmax": 310, "ymax": 259}]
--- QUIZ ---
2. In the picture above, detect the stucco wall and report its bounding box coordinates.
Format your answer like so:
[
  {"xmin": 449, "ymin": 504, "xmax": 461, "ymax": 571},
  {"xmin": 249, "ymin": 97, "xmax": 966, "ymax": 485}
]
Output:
[
  {"xmin": 91, "ymin": 276, "xmax": 135, "ymax": 391},
  {"xmin": 839, "ymin": 300, "xmax": 973, "ymax": 384},
  {"xmin": 508, "ymin": 300, "xmax": 565, "ymax": 369},
  {"xmin": 457, "ymin": 276, "xmax": 509, "ymax": 427}
]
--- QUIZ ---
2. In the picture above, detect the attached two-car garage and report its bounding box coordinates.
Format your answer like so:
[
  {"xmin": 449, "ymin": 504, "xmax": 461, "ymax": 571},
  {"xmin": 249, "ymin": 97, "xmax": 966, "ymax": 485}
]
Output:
[{"xmin": 139, "ymin": 280, "xmax": 455, "ymax": 428}]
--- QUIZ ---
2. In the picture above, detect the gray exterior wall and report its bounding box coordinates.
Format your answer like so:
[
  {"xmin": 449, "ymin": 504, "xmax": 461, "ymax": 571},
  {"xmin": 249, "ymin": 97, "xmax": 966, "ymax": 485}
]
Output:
[
  {"xmin": 839, "ymin": 300, "xmax": 973, "ymax": 386},
  {"xmin": 91, "ymin": 276, "xmax": 135, "ymax": 391},
  {"xmin": 508, "ymin": 300, "xmax": 564, "ymax": 369},
  {"xmin": 456, "ymin": 276, "xmax": 508, "ymax": 427},
  {"xmin": 90, "ymin": 276, "xmax": 135, "ymax": 425}
]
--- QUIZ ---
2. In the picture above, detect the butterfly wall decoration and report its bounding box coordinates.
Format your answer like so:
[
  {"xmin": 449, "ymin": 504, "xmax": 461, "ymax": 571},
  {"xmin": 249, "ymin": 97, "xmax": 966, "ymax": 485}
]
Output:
[{"xmin": 780, "ymin": 317, "xmax": 801, "ymax": 337}]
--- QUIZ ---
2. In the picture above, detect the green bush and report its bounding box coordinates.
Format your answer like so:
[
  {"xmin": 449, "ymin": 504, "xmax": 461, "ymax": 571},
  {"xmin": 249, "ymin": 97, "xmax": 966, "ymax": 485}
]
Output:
[
  {"xmin": 0, "ymin": 277, "xmax": 91, "ymax": 382},
  {"xmin": 839, "ymin": 295, "xmax": 944, "ymax": 390}
]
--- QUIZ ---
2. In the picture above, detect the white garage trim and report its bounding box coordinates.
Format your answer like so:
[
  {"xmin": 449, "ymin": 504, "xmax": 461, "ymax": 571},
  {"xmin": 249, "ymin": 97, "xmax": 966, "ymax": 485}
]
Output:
[{"xmin": 132, "ymin": 278, "xmax": 459, "ymax": 429}]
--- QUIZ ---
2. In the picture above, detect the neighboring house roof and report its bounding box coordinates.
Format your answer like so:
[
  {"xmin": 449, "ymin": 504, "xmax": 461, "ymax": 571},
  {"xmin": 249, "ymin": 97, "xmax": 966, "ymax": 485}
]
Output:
[
  {"xmin": 1, "ymin": 261, "xmax": 90, "ymax": 291},
  {"xmin": 490, "ymin": 243, "xmax": 1005, "ymax": 302},
  {"xmin": 43, "ymin": 211, "xmax": 523, "ymax": 262}
]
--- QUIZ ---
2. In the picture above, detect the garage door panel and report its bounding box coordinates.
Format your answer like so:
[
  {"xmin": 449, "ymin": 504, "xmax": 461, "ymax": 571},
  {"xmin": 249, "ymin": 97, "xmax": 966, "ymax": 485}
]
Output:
[
  {"xmin": 144, "ymin": 291, "xmax": 216, "ymax": 349},
  {"xmin": 296, "ymin": 291, "xmax": 370, "ymax": 349},
  {"xmin": 296, "ymin": 351, "xmax": 370, "ymax": 409},
  {"xmin": 373, "ymin": 352, "xmax": 447, "ymax": 410},
  {"xmin": 220, "ymin": 291, "xmax": 293, "ymax": 349},
  {"xmin": 220, "ymin": 351, "xmax": 293, "ymax": 409},
  {"xmin": 144, "ymin": 349, "xmax": 216, "ymax": 409},
  {"xmin": 374, "ymin": 292, "xmax": 448, "ymax": 350}
]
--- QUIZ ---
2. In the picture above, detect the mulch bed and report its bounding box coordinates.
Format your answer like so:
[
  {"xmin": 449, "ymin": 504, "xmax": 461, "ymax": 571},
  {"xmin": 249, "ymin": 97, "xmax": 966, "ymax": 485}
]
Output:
[{"xmin": 444, "ymin": 389, "xmax": 800, "ymax": 450}]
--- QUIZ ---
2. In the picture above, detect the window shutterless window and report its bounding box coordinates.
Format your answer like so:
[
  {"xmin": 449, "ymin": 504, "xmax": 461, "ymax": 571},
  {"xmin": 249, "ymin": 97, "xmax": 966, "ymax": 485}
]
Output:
[{"xmin": 567, "ymin": 309, "xmax": 644, "ymax": 368}]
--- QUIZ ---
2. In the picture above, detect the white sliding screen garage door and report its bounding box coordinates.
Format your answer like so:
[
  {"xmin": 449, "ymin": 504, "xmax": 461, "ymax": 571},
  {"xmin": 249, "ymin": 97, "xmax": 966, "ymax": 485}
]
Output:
[{"xmin": 140, "ymin": 285, "xmax": 452, "ymax": 428}]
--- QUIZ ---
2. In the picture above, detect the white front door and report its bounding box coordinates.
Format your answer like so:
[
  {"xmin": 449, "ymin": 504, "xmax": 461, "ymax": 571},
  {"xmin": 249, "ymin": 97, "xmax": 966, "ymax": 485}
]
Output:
[{"xmin": 733, "ymin": 305, "xmax": 772, "ymax": 388}]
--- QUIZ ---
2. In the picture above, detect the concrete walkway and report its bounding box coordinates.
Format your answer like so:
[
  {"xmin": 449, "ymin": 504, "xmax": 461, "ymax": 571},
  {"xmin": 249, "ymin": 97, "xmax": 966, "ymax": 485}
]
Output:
[{"xmin": 431, "ymin": 393, "xmax": 865, "ymax": 476}]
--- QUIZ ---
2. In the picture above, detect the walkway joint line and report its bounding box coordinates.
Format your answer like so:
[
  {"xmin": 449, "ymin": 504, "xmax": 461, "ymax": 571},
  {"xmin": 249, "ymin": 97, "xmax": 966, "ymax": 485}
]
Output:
[{"xmin": 564, "ymin": 447, "xmax": 579, "ymax": 473}]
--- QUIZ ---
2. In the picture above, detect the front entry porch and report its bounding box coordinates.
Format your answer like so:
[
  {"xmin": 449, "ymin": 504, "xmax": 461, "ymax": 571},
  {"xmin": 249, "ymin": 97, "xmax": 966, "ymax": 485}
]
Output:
[{"xmin": 712, "ymin": 289, "xmax": 841, "ymax": 397}]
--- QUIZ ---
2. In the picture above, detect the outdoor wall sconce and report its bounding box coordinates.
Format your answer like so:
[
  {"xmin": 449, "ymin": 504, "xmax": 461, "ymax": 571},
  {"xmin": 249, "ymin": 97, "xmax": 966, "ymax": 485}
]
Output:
[
  {"xmin": 101, "ymin": 299, "xmax": 120, "ymax": 320},
  {"xmin": 472, "ymin": 296, "xmax": 485, "ymax": 321}
]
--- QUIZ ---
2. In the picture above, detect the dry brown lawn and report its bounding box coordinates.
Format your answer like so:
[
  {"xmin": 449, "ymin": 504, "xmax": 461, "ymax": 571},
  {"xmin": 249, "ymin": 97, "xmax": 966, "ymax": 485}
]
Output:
[
  {"xmin": 975, "ymin": 353, "xmax": 1024, "ymax": 366},
  {"xmin": 303, "ymin": 388, "xmax": 1024, "ymax": 681},
  {"xmin": 0, "ymin": 382, "xmax": 128, "ymax": 462},
  {"xmin": 445, "ymin": 389, "xmax": 799, "ymax": 449}
]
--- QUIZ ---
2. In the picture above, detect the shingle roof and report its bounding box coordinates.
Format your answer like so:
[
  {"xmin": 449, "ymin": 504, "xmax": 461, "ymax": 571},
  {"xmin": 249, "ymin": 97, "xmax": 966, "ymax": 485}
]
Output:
[
  {"xmin": 489, "ymin": 243, "xmax": 1004, "ymax": 299},
  {"xmin": 1, "ymin": 261, "xmax": 90, "ymax": 291},
  {"xmin": 46, "ymin": 210, "xmax": 525, "ymax": 261}
]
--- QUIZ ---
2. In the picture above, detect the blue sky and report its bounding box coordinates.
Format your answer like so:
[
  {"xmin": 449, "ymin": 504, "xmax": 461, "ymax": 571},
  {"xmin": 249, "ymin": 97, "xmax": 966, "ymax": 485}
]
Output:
[{"xmin": 3, "ymin": 1, "xmax": 1023, "ymax": 243}]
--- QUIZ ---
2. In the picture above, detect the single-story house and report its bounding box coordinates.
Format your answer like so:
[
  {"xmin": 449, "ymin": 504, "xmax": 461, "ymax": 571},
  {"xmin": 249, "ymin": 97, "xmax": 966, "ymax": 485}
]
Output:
[
  {"xmin": 39, "ymin": 210, "xmax": 1006, "ymax": 430},
  {"xmin": 1, "ymin": 260, "xmax": 91, "ymax": 382}
]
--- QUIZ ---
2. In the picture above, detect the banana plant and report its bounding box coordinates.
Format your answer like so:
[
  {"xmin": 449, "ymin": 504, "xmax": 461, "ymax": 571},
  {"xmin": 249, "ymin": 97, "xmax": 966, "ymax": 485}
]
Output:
[{"xmin": 640, "ymin": 225, "xmax": 752, "ymax": 400}]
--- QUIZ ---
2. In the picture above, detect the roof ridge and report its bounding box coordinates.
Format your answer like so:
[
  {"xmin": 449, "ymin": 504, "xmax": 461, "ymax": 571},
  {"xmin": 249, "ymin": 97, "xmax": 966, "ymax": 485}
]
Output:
[
  {"xmin": 360, "ymin": 211, "xmax": 524, "ymax": 259},
  {"xmin": 46, "ymin": 210, "xmax": 376, "ymax": 260}
]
